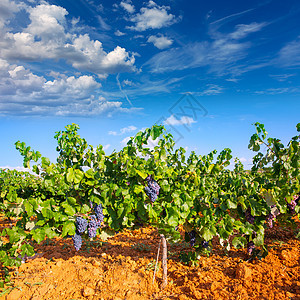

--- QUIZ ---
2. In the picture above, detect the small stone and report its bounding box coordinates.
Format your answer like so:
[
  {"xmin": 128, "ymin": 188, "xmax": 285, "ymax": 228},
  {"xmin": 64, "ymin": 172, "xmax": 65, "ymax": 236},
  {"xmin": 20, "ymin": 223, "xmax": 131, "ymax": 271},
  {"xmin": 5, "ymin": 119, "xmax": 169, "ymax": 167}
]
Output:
[
  {"xmin": 56, "ymin": 260, "xmax": 62, "ymax": 267},
  {"xmin": 82, "ymin": 287, "xmax": 95, "ymax": 297},
  {"xmin": 235, "ymin": 263, "xmax": 252, "ymax": 280},
  {"xmin": 91, "ymin": 259, "xmax": 101, "ymax": 267}
]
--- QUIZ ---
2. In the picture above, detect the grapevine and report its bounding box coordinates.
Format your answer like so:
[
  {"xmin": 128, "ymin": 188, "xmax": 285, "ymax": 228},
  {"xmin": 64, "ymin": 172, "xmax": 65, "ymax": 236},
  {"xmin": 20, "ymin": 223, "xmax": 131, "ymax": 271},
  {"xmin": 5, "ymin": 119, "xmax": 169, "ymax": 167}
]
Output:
[{"xmin": 0, "ymin": 121, "xmax": 299, "ymax": 272}]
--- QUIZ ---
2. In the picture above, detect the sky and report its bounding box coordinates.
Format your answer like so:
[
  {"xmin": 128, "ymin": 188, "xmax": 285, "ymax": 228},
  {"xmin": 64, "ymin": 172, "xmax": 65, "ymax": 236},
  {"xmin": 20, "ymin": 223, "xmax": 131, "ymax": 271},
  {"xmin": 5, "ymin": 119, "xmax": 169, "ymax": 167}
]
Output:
[{"xmin": 0, "ymin": 0, "xmax": 300, "ymax": 170}]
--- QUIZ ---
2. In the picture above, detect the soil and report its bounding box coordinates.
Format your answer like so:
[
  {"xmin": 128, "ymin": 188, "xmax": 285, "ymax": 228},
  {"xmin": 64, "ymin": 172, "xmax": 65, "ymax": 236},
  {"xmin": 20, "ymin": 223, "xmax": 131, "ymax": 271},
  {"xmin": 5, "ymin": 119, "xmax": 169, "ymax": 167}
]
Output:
[{"xmin": 1, "ymin": 215, "xmax": 300, "ymax": 300}]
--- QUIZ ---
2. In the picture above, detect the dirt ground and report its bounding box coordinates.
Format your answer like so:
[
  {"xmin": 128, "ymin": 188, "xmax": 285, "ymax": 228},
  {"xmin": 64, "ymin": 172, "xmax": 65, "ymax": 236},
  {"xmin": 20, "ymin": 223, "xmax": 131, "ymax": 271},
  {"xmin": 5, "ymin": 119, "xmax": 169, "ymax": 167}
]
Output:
[{"xmin": 0, "ymin": 215, "xmax": 300, "ymax": 300}]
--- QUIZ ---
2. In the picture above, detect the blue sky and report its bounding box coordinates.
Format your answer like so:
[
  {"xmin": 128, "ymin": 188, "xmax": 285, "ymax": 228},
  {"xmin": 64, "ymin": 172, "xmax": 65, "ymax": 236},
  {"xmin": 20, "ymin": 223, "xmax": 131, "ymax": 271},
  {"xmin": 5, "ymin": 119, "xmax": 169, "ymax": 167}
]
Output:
[{"xmin": 0, "ymin": 0, "xmax": 299, "ymax": 170}]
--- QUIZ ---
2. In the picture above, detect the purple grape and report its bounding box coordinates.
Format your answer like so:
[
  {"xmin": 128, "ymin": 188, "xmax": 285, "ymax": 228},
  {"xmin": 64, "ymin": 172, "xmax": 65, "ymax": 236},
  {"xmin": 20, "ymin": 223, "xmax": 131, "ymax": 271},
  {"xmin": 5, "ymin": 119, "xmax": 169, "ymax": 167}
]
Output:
[
  {"xmin": 201, "ymin": 240, "xmax": 209, "ymax": 248},
  {"xmin": 145, "ymin": 186, "xmax": 158, "ymax": 203},
  {"xmin": 75, "ymin": 217, "xmax": 88, "ymax": 234},
  {"xmin": 88, "ymin": 215, "xmax": 99, "ymax": 238},
  {"xmin": 247, "ymin": 241, "xmax": 255, "ymax": 255},
  {"xmin": 94, "ymin": 203, "xmax": 104, "ymax": 224},
  {"xmin": 266, "ymin": 213, "xmax": 275, "ymax": 228},
  {"xmin": 145, "ymin": 175, "xmax": 160, "ymax": 203},
  {"xmin": 89, "ymin": 200, "xmax": 94, "ymax": 209},
  {"xmin": 72, "ymin": 232, "xmax": 82, "ymax": 251},
  {"xmin": 188, "ymin": 230, "xmax": 196, "ymax": 247},
  {"xmin": 245, "ymin": 207, "xmax": 254, "ymax": 224},
  {"xmin": 287, "ymin": 199, "xmax": 297, "ymax": 214}
]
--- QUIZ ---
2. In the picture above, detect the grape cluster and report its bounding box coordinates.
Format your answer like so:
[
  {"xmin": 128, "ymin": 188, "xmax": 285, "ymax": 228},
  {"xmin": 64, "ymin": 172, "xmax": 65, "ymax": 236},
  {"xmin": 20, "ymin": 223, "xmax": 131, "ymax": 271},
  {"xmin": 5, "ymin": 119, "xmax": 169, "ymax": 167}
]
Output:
[
  {"xmin": 145, "ymin": 175, "xmax": 160, "ymax": 203},
  {"xmin": 72, "ymin": 201, "xmax": 104, "ymax": 251},
  {"xmin": 188, "ymin": 230, "xmax": 196, "ymax": 247},
  {"xmin": 88, "ymin": 215, "xmax": 99, "ymax": 238},
  {"xmin": 266, "ymin": 212, "xmax": 275, "ymax": 228},
  {"xmin": 245, "ymin": 207, "xmax": 255, "ymax": 224},
  {"xmin": 94, "ymin": 203, "xmax": 104, "ymax": 224},
  {"xmin": 75, "ymin": 217, "xmax": 88, "ymax": 234},
  {"xmin": 287, "ymin": 194, "xmax": 299, "ymax": 215},
  {"xmin": 247, "ymin": 241, "xmax": 255, "ymax": 255},
  {"xmin": 72, "ymin": 232, "xmax": 82, "ymax": 251},
  {"xmin": 201, "ymin": 240, "xmax": 209, "ymax": 249}
]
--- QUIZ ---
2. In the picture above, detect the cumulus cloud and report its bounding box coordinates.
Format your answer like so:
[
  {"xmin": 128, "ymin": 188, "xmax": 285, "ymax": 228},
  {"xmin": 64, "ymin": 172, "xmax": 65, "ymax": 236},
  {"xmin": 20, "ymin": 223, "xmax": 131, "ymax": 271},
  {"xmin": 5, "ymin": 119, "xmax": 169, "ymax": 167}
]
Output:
[
  {"xmin": 0, "ymin": 2, "xmax": 136, "ymax": 76},
  {"xmin": 0, "ymin": 0, "xmax": 21, "ymax": 29},
  {"xmin": 147, "ymin": 34, "xmax": 173, "ymax": 49},
  {"xmin": 0, "ymin": 59, "xmax": 140, "ymax": 116},
  {"xmin": 26, "ymin": 3, "xmax": 68, "ymax": 41},
  {"xmin": 128, "ymin": 1, "xmax": 178, "ymax": 31},
  {"xmin": 163, "ymin": 115, "xmax": 196, "ymax": 126}
]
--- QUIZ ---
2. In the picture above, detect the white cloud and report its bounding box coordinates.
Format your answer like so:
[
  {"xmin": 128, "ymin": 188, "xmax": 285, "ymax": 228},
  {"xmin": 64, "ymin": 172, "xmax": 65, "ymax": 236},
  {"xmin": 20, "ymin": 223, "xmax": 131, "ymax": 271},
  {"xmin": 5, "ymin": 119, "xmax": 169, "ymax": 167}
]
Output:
[
  {"xmin": 163, "ymin": 115, "xmax": 196, "ymax": 126},
  {"xmin": 0, "ymin": 0, "xmax": 21, "ymax": 29},
  {"xmin": 147, "ymin": 34, "xmax": 173, "ymax": 49},
  {"xmin": 269, "ymin": 74, "xmax": 296, "ymax": 82},
  {"xmin": 121, "ymin": 136, "xmax": 131, "ymax": 146},
  {"xmin": 254, "ymin": 87, "xmax": 299, "ymax": 95},
  {"xmin": 277, "ymin": 38, "xmax": 300, "ymax": 67},
  {"xmin": 229, "ymin": 22, "xmax": 267, "ymax": 40},
  {"xmin": 0, "ymin": 3, "xmax": 136, "ymax": 76},
  {"xmin": 109, "ymin": 125, "xmax": 137, "ymax": 135},
  {"xmin": 103, "ymin": 144, "xmax": 111, "ymax": 151},
  {"xmin": 55, "ymin": 98, "xmax": 135, "ymax": 117},
  {"xmin": 200, "ymin": 84, "xmax": 224, "ymax": 95},
  {"xmin": 0, "ymin": 166, "xmax": 31, "ymax": 172},
  {"xmin": 128, "ymin": 1, "xmax": 178, "ymax": 31},
  {"xmin": 0, "ymin": 59, "xmax": 141, "ymax": 117},
  {"xmin": 115, "ymin": 30, "xmax": 126, "ymax": 36},
  {"xmin": 122, "ymin": 79, "xmax": 133, "ymax": 86},
  {"xmin": 120, "ymin": 1, "xmax": 135, "ymax": 14},
  {"xmin": 44, "ymin": 75, "xmax": 101, "ymax": 98},
  {"xmin": 239, "ymin": 157, "xmax": 247, "ymax": 163},
  {"xmin": 26, "ymin": 3, "xmax": 68, "ymax": 42},
  {"xmin": 144, "ymin": 22, "xmax": 267, "ymax": 75}
]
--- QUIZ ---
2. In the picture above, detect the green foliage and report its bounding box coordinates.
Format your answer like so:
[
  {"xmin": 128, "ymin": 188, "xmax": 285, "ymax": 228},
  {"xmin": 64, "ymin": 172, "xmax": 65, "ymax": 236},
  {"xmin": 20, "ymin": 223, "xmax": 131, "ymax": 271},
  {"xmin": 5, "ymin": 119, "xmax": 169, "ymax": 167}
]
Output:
[{"xmin": 0, "ymin": 122, "xmax": 300, "ymax": 270}]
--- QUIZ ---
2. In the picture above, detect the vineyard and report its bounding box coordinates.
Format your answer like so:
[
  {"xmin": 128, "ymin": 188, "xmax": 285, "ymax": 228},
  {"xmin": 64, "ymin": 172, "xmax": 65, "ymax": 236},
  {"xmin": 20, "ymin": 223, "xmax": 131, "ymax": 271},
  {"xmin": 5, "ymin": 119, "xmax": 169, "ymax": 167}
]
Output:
[{"xmin": 0, "ymin": 122, "xmax": 300, "ymax": 299}]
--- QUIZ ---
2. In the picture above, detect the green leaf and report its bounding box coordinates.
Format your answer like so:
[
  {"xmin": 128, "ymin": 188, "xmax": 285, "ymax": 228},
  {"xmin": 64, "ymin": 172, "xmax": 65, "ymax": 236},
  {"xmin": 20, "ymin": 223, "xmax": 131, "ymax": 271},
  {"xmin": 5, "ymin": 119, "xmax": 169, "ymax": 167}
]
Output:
[
  {"xmin": 232, "ymin": 236, "xmax": 247, "ymax": 248},
  {"xmin": 20, "ymin": 244, "xmax": 35, "ymax": 257},
  {"xmin": 74, "ymin": 169, "xmax": 84, "ymax": 184},
  {"xmin": 62, "ymin": 221, "xmax": 76, "ymax": 237},
  {"xmin": 226, "ymin": 199, "xmax": 237, "ymax": 209},
  {"xmin": 67, "ymin": 197, "xmax": 77, "ymax": 205},
  {"xmin": 202, "ymin": 226, "xmax": 216, "ymax": 241},
  {"xmin": 66, "ymin": 168, "xmax": 74, "ymax": 183},
  {"xmin": 63, "ymin": 204, "xmax": 76, "ymax": 216},
  {"xmin": 44, "ymin": 227, "xmax": 57, "ymax": 239},
  {"xmin": 136, "ymin": 169, "xmax": 147, "ymax": 179},
  {"xmin": 134, "ymin": 185, "xmax": 144, "ymax": 194},
  {"xmin": 32, "ymin": 228, "xmax": 45, "ymax": 244}
]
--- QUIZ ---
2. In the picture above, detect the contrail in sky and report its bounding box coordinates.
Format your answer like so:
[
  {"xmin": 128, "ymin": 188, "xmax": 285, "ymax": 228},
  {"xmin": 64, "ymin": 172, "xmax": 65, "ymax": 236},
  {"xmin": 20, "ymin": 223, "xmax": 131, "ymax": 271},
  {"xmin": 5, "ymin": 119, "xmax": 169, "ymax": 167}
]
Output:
[{"xmin": 116, "ymin": 73, "xmax": 132, "ymax": 106}]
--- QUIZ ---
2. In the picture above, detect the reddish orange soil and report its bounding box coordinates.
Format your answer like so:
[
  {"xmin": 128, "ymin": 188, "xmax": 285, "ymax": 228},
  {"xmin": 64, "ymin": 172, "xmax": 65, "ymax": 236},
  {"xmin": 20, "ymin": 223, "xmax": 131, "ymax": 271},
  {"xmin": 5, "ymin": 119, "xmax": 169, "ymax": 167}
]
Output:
[{"xmin": 1, "ymin": 216, "xmax": 300, "ymax": 300}]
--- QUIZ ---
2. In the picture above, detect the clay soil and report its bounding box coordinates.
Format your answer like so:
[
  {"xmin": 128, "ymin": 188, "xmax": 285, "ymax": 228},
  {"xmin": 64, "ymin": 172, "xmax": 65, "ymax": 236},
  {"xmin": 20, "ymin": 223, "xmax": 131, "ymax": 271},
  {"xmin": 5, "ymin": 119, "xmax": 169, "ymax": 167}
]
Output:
[{"xmin": 1, "ymin": 215, "xmax": 300, "ymax": 300}]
